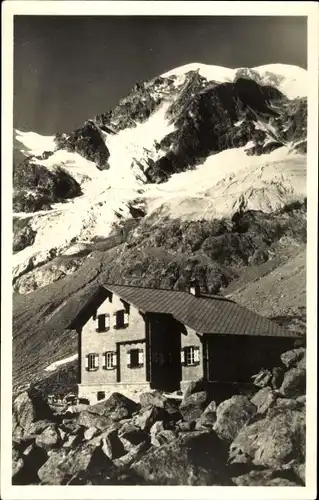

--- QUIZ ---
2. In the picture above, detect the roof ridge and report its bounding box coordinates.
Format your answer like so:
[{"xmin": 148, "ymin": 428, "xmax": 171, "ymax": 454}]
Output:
[
  {"xmin": 103, "ymin": 282, "xmax": 184, "ymax": 293},
  {"xmin": 102, "ymin": 282, "xmax": 232, "ymax": 301}
]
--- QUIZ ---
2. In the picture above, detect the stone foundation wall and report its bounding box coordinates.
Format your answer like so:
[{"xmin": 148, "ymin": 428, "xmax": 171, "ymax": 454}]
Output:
[{"xmin": 78, "ymin": 382, "xmax": 151, "ymax": 404}]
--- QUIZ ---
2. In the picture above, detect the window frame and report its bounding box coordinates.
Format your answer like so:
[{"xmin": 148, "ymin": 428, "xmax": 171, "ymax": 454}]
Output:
[
  {"xmin": 103, "ymin": 351, "xmax": 117, "ymax": 370},
  {"xmin": 96, "ymin": 313, "xmax": 110, "ymax": 333},
  {"xmin": 113, "ymin": 309, "xmax": 129, "ymax": 329},
  {"xmin": 127, "ymin": 348, "xmax": 144, "ymax": 368},
  {"xmin": 182, "ymin": 346, "xmax": 200, "ymax": 367},
  {"xmin": 86, "ymin": 353, "xmax": 99, "ymax": 371}
]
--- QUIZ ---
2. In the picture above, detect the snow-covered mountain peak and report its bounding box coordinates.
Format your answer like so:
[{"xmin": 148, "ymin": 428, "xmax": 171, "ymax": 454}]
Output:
[
  {"xmin": 13, "ymin": 62, "xmax": 307, "ymax": 293},
  {"xmin": 162, "ymin": 62, "xmax": 308, "ymax": 99}
]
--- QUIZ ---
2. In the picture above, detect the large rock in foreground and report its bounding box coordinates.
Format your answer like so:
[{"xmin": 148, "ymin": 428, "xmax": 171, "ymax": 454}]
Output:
[
  {"xmin": 38, "ymin": 444, "xmax": 114, "ymax": 485},
  {"xmin": 213, "ymin": 395, "xmax": 256, "ymax": 441},
  {"xmin": 131, "ymin": 430, "xmax": 229, "ymax": 485},
  {"xmin": 12, "ymin": 389, "xmax": 54, "ymax": 439},
  {"xmin": 229, "ymin": 407, "xmax": 305, "ymax": 469},
  {"xmin": 179, "ymin": 391, "xmax": 210, "ymax": 422},
  {"xmin": 279, "ymin": 368, "xmax": 306, "ymax": 399},
  {"xmin": 232, "ymin": 469, "xmax": 299, "ymax": 486},
  {"xmin": 88, "ymin": 393, "xmax": 139, "ymax": 420}
]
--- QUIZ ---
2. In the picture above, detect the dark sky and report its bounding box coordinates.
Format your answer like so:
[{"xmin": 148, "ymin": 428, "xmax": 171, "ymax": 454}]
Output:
[{"xmin": 14, "ymin": 16, "xmax": 307, "ymax": 135}]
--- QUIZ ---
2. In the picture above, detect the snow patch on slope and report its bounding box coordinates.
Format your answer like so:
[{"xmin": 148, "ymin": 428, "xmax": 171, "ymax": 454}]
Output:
[
  {"xmin": 45, "ymin": 354, "xmax": 78, "ymax": 372},
  {"xmin": 144, "ymin": 147, "xmax": 306, "ymax": 221},
  {"xmin": 13, "ymin": 104, "xmax": 176, "ymax": 278},
  {"xmin": 104, "ymin": 103, "xmax": 175, "ymax": 187},
  {"xmin": 15, "ymin": 129, "xmax": 56, "ymax": 157}
]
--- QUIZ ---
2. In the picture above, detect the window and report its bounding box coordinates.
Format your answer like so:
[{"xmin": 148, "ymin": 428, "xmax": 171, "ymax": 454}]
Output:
[
  {"xmin": 181, "ymin": 346, "xmax": 200, "ymax": 366},
  {"xmin": 96, "ymin": 314, "xmax": 110, "ymax": 332},
  {"xmin": 103, "ymin": 351, "xmax": 117, "ymax": 370},
  {"xmin": 97, "ymin": 391, "xmax": 105, "ymax": 401},
  {"xmin": 127, "ymin": 348, "xmax": 144, "ymax": 368},
  {"xmin": 113, "ymin": 310, "xmax": 129, "ymax": 329},
  {"xmin": 86, "ymin": 353, "xmax": 99, "ymax": 371}
]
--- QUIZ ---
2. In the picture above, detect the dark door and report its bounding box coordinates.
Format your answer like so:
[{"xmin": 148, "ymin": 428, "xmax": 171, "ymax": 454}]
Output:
[{"xmin": 149, "ymin": 315, "xmax": 182, "ymax": 392}]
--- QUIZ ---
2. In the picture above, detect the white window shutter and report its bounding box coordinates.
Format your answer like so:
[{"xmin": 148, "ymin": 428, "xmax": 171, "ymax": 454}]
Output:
[
  {"xmin": 113, "ymin": 312, "xmax": 117, "ymax": 328},
  {"xmin": 85, "ymin": 355, "xmax": 89, "ymax": 369},
  {"xmin": 127, "ymin": 352, "xmax": 131, "ymax": 367},
  {"xmin": 181, "ymin": 349, "xmax": 185, "ymax": 364},
  {"xmin": 112, "ymin": 352, "xmax": 117, "ymax": 367},
  {"xmin": 138, "ymin": 349, "xmax": 144, "ymax": 365},
  {"xmin": 124, "ymin": 312, "xmax": 129, "ymax": 324},
  {"xmin": 194, "ymin": 346, "xmax": 200, "ymax": 363},
  {"xmin": 95, "ymin": 354, "xmax": 99, "ymax": 368},
  {"xmin": 105, "ymin": 314, "xmax": 110, "ymax": 329}
]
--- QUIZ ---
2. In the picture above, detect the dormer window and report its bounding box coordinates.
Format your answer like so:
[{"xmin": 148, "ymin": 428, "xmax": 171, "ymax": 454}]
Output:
[{"xmin": 96, "ymin": 313, "xmax": 110, "ymax": 332}]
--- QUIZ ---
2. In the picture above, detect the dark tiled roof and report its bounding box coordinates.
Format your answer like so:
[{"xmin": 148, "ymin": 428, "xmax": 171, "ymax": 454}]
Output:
[{"xmin": 103, "ymin": 283, "xmax": 296, "ymax": 338}]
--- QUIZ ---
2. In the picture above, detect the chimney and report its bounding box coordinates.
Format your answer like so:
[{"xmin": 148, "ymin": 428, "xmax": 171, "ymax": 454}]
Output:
[{"xmin": 189, "ymin": 279, "xmax": 201, "ymax": 297}]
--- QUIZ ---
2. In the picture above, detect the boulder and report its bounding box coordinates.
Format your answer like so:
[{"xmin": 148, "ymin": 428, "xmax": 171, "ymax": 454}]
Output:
[
  {"xmin": 13, "ymin": 444, "xmax": 48, "ymax": 484},
  {"xmin": 131, "ymin": 430, "xmax": 229, "ymax": 485},
  {"xmin": 119, "ymin": 422, "xmax": 149, "ymax": 450},
  {"xmin": 88, "ymin": 392, "xmax": 139, "ymax": 421},
  {"xmin": 281, "ymin": 348, "xmax": 306, "ymax": 369},
  {"xmin": 87, "ymin": 423, "xmax": 120, "ymax": 446},
  {"xmin": 62, "ymin": 418, "xmax": 81, "ymax": 434},
  {"xmin": 213, "ymin": 395, "xmax": 256, "ymax": 441},
  {"xmin": 58, "ymin": 428, "xmax": 67, "ymax": 441},
  {"xmin": 133, "ymin": 406, "xmax": 164, "ymax": 431},
  {"xmin": 270, "ymin": 398, "xmax": 300, "ymax": 413},
  {"xmin": 195, "ymin": 400, "xmax": 217, "ymax": 429},
  {"xmin": 25, "ymin": 419, "xmax": 55, "ymax": 437},
  {"xmin": 35, "ymin": 425, "xmax": 60, "ymax": 450},
  {"xmin": 183, "ymin": 378, "xmax": 208, "ymax": 400},
  {"xmin": 251, "ymin": 387, "xmax": 277, "ymax": 414},
  {"xmin": 38, "ymin": 444, "xmax": 114, "ymax": 485},
  {"xmin": 229, "ymin": 408, "xmax": 305, "ymax": 469},
  {"xmin": 154, "ymin": 430, "xmax": 176, "ymax": 447},
  {"xmin": 292, "ymin": 461, "xmax": 305, "ymax": 484},
  {"xmin": 150, "ymin": 421, "xmax": 176, "ymax": 447},
  {"xmin": 113, "ymin": 441, "xmax": 150, "ymax": 469},
  {"xmin": 177, "ymin": 420, "xmax": 196, "ymax": 432},
  {"xmin": 150, "ymin": 420, "xmax": 165, "ymax": 446},
  {"xmin": 84, "ymin": 426, "xmax": 99, "ymax": 441},
  {"xmin": 232, "ymin": 469, "xmax": 299, "ymax": 486},
  {"xmin": 179, "ymin": 391, "xmax": 209, "ymax": 422},
  {"xmin": 12, "ymin": 448, "xmax": 24, "ymax": 484},
  {"xmin": 271, "ymin": 366, "xmax": 285, "ymax": 390},
  {"xmin": 296, "ymin": 395, "xmax": 306, "ymax": 405},
  {"xmin": 92, "ymin": 428, "xmax": 125, "ymax": 460},
  {"xmin": 12, "ymin": 389, "xmax": 53, "ymax": 436},
  {"xmin": 251, "ymin": 369, "xmax": 272, "ymax": 388},
  {"xmin": 140, "ymin": 391, "xmax": 166, "ymax": 408},
  {"xmin": 297, "ymin": 355, "xmax": 306, "ymax": 370},
  {"xmin": 63, "ymin": 434, "xmax": 82, "ymax": 449},
  {"xmin": 279, "ymin": 368, "xmax": 306, "ymax": 398},
  {"xmin": 77, "ymin": 410, "xmax": 112, "ymax": 431}
]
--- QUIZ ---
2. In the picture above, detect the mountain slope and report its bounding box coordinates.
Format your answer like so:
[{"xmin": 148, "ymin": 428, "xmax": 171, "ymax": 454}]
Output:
[{"xmin": 12, "ymin": 62, "xmax": 307, "ymax": 389}]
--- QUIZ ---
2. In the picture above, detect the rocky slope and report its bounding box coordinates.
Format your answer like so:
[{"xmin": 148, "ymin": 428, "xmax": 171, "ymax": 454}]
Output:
[
  {"xmin": 12, "ymin": 347, "xmax": 306, "ymax": 486},
  {"xmin": 12, "ymin": 62, "xmax": 307, "ymax": 389}
]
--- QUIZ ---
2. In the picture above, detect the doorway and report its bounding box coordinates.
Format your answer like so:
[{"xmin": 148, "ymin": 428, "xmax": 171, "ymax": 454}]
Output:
[{"xmin": 149, "ymin": 314, "xmax": 182, "ymax": 392}]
